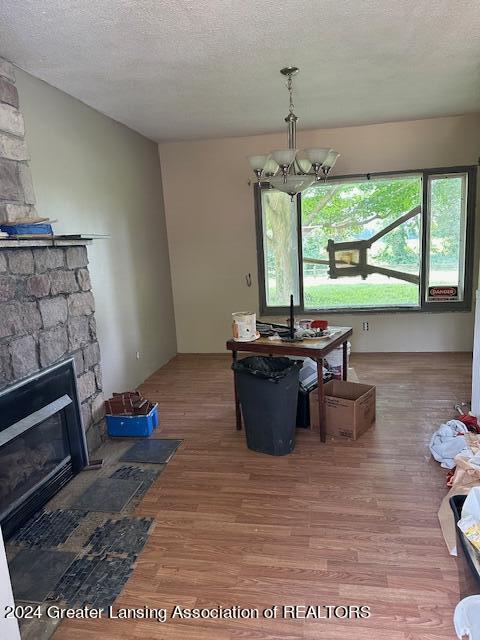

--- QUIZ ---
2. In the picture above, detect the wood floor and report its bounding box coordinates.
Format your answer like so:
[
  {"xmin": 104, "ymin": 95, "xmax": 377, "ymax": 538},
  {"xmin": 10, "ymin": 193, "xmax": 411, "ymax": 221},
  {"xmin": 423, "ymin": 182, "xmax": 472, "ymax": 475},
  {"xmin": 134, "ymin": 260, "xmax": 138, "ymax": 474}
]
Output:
[{"xmin": 54, "ymin": 352, "xmax": 472, "ymax": 640}]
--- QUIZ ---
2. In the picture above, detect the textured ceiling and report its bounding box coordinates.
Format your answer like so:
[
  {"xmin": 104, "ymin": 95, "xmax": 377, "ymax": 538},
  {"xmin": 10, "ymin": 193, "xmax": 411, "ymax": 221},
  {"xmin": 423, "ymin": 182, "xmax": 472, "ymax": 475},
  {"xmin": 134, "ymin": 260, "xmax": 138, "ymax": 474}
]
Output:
[{"xmin": 1, "ymin": 0, "xmax": 480, "ymax": 142}]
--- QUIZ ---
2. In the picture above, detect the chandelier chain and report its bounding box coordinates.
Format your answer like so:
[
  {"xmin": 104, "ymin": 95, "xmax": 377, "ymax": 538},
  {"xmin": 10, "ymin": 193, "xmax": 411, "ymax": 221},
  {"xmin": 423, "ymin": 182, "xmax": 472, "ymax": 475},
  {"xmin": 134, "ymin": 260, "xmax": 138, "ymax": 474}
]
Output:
[{"xmin": 287, "ymin": 75, "xmax": 295, "ymax": 115}]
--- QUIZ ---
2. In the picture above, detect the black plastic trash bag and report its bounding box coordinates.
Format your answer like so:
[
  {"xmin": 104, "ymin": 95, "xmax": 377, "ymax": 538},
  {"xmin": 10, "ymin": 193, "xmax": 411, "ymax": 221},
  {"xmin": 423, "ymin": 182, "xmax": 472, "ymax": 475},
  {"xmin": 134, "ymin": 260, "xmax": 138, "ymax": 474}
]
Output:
[
  {"xmin": 232, "ymin": 356, "xmax": 302, "ymax": 455},
  {"xmin": 232, "ymin": 356, "xmax": 302, "ymax": 381}
]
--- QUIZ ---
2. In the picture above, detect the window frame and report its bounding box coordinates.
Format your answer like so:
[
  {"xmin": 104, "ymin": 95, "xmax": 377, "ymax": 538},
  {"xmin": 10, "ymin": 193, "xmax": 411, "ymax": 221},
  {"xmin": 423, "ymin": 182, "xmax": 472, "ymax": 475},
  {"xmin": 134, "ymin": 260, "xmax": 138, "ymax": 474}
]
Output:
[{"xmin": 254, "ymin": 165, "xmax": 477, "ymax": 316}]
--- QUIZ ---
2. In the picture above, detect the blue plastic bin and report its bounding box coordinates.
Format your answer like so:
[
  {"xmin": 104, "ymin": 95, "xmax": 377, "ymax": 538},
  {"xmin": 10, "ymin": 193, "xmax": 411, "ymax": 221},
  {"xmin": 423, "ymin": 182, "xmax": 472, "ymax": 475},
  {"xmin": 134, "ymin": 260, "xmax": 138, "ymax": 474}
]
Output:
[{"xmin": 106, "ymin": 403, "xmax": 158, "ymax": 437}]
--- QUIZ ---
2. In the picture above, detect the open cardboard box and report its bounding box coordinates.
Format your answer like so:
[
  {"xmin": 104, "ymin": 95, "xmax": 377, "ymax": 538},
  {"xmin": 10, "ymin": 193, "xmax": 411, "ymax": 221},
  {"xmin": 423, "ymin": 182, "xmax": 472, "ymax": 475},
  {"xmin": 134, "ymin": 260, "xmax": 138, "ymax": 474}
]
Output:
[{"xmin": 310, "ymin": 379, "xmax": 376, "ymax": 440}]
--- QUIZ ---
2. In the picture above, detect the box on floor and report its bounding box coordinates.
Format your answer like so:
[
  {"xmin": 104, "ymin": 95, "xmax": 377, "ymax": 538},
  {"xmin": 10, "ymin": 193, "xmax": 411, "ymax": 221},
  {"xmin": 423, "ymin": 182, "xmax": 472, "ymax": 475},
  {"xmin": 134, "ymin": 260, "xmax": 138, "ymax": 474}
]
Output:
[{"xmin": 310, "ymin": 379, "xmax": 376, "ymax": 440}]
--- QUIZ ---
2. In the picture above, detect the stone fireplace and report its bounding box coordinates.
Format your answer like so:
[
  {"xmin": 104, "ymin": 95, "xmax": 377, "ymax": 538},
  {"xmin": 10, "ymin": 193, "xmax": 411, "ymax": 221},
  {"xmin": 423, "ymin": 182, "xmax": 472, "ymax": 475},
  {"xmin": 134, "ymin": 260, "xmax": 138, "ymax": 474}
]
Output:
[
  {"xmin": 0, "ymin": 55, "xmax": 105, "ymax": 509},
  {"xmin": 0, "ymin": 59, "xmax": 158, "ymax": 640},
  {"xmin": 0, "ymin": 243, "xmax": 105, "ymax": 456}
]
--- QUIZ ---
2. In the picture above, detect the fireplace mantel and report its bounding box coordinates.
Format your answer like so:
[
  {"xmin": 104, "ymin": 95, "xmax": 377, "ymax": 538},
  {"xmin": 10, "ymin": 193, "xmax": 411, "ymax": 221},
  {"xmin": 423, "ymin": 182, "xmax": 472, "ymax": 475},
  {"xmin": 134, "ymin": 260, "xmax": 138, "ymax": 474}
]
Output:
[{"xmin": 0, "ymin": 238, "xmax": 92, "ymax": 248}]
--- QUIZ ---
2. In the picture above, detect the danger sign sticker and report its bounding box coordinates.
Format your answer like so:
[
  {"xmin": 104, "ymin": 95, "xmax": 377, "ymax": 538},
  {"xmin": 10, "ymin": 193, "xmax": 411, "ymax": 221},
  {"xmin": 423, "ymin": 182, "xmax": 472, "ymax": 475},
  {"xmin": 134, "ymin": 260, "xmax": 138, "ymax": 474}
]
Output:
[{"xmin": 428, "ymin": 286, "xmax": 459, "ymax": 301}]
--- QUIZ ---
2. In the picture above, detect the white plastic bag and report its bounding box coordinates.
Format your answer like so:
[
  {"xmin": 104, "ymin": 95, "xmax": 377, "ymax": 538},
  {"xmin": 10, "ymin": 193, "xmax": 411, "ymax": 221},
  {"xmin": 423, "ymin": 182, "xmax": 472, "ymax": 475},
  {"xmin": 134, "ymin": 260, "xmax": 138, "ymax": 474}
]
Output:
[
  {"xmin": 458, "ymin": 487, "xmax": 480, "ymax": 550},
  {"xmin": 454, "ymin": 595, "xmax": 480, "ymax": 639},
  {"xmin": 461, "ymin": 487, "xmax": 480, "ymax": 521}
]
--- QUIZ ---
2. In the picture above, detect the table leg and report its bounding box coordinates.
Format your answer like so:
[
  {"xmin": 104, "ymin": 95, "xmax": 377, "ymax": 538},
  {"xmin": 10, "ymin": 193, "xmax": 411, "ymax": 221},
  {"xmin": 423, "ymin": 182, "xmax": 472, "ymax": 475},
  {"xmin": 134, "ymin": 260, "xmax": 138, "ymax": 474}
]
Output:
[
  {"xmin": 316, "ymin": 357, "xmax": 326, "ymax": 443},
  {"xmin": 232, "ymin": 351, "xmax": 242, "ymax": 430},
  {"xmin": 342, "ymin": 340, "xmax": 348, "ymax": 381}
]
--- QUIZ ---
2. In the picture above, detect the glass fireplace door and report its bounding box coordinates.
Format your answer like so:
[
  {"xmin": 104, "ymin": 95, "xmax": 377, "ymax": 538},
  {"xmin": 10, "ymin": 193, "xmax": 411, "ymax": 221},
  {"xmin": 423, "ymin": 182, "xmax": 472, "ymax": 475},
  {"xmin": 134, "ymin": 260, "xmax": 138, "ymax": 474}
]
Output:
[{"xmin": 0, "ymin": 411, "xmax": 72, "ymax": 523}]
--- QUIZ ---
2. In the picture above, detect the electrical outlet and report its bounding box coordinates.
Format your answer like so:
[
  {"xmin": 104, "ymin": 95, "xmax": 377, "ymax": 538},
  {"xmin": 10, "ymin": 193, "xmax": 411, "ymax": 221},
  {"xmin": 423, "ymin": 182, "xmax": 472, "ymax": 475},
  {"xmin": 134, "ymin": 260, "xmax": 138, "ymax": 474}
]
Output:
[
  {"xmin": 362, "ymin": 321, "xmax": 369, "ymax": 331},
  {"xmin": 136, "ymin": 351, "xmax": 141, "ymax": 360}
]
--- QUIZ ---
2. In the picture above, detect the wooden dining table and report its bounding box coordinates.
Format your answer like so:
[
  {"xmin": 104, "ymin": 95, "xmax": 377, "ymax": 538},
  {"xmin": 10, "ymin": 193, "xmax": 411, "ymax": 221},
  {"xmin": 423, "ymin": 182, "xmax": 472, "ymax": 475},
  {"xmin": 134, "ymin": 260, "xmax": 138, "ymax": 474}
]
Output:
[{"xmin": 226, "ymin": 326, "xmax": 353, "ymax": 443}]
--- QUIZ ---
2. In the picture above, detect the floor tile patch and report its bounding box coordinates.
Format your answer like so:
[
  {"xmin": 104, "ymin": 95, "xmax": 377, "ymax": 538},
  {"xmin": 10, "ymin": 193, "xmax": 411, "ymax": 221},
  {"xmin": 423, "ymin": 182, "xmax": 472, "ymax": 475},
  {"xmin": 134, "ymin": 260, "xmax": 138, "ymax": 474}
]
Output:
[
  {"xmin": 120, "ymin": 439, "xmax": 182, "ymax": 464},
  {"xmin": 72, "ymin": 478, "xmax": 143, "ymax": 512},
  {"xmin": 84, "ymin": 516, "xmax": 153, "ymax": 556},
  {"xmin": 12, "ymin": 509, "xmax": 87, "ymax": 549},
  {"xmin": 109, "ymin": 465, "xmax": 162, "ymax": 499},
  {"xmin": 9, "ymin": 549, "xmax": 77, "ymax": 603}
]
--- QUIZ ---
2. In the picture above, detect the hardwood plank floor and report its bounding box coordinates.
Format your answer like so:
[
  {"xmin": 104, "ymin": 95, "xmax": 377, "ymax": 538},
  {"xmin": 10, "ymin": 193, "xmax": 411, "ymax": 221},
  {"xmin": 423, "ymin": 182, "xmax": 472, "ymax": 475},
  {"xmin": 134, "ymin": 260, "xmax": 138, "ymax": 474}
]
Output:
[{"xmin": 54, "ymin": 352, "xmax": 472, "ymax": 640}]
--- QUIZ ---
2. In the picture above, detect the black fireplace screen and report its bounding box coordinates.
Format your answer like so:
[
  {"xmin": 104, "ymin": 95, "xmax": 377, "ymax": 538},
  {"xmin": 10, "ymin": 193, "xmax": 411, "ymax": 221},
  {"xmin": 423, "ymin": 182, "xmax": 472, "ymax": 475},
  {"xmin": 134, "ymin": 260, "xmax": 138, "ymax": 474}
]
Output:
[{"xmin": 0, "ymin": 359, "xmax": 88, "ymax": 538}]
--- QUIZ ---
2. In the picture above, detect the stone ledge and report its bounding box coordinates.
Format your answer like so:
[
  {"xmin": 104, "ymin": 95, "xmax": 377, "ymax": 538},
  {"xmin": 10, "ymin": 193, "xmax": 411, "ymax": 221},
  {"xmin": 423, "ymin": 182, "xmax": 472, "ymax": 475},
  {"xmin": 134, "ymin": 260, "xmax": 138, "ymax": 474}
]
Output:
[{"xmin": 0, "ymin": 238, "xmax": 93, "ymax": 248}]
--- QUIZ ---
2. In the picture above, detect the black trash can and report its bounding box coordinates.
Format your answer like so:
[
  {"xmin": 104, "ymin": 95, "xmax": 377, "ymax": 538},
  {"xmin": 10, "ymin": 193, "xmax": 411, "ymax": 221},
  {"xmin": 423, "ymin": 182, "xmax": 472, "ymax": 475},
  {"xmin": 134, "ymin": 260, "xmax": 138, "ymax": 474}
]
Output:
[
  {"xmin": 233, "ymin": 356, "xmax": 301, "ymax": 456},
  {"xmin": 450, "ymin": 495, "xmax": 480, "ymax": 599}
]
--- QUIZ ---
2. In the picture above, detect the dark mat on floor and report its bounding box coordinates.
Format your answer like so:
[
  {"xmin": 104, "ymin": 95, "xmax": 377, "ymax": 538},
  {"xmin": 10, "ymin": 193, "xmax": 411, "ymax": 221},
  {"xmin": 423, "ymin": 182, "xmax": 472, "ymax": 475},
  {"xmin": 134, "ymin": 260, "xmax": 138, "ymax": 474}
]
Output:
[
  {"xmin": 71, "ymin": 478, "xmax": 142, "ymax": 512},
  {"xmin": 49, "ymin": 554, "xmax": 135, "ymax": 608},
  {"xmin": 12, "ymin": 509, "xmax": 87, "ymax": 549},
  {"xmin": 84, "ymin": 516, "xmax": 153, "ymax": 555},
  {"xmin": 120, "ymin": 439, "xmax": 182, "ymax": 464},
  {"xmin": 10, "ymin": 548, "xmax": 76, "ymax": 603},
  {"xmin": 109, "ymin": 465, "xmax": 163, "ymax": 499}
]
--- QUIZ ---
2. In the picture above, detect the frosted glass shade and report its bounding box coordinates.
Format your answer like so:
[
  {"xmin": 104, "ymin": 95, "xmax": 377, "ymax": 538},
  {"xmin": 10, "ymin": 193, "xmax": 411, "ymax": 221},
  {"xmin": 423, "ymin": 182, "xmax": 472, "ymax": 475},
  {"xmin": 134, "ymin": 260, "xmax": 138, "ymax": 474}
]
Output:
[
  {"xmin": 248, "ymin": 155, "xmax": 269, "ymax": 171},
  {"xmin": 296, "ymin": 154, "xmax": 312, "ymax": 173},
  {"xmin": 271, "ymin": 148, "xmax": 297, "ymax": 166},
  {"xmin": 263, "ymin": 158, "xmax": 279, "ymax": 176},
  {"xmin": 269, "ymin": 174, "xmax": 315, "ymax": 195},
  {"xmin": 323, "ymin": 150, "xmax": 340, "ymax": 168},
  {"xmin": 304, "ymin": 148, "xmax": 330, "ymax": 164}
]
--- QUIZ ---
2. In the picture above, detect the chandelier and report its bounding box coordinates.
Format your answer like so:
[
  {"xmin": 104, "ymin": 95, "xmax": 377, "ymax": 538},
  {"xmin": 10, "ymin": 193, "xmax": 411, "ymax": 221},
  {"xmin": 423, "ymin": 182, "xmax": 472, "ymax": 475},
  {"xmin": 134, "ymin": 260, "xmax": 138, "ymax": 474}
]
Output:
[{"xmin": 248, "ymin": 66, "xmax": 340, "ymax": 197}]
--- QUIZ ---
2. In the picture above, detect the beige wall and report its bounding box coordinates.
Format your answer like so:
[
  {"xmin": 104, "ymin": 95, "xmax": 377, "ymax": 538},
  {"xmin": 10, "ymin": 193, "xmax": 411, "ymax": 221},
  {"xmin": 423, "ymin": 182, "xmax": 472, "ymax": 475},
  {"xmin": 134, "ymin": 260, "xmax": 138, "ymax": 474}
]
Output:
[
  {"xmin": 16, "ymin": 69, "xmax": 177, "ymax": 395},
  {"xmin": 159, "ymin": 114, "xmax": 480, "ymax": 353}
]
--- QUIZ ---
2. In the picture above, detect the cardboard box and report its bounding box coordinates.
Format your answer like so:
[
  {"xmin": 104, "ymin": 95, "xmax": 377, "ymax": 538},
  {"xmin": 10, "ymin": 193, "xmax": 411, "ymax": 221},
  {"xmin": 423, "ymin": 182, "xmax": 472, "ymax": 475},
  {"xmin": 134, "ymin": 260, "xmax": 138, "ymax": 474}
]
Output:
[{"xmin": 310, "ymin": 380, "xmax": 375, "ymax": 440}]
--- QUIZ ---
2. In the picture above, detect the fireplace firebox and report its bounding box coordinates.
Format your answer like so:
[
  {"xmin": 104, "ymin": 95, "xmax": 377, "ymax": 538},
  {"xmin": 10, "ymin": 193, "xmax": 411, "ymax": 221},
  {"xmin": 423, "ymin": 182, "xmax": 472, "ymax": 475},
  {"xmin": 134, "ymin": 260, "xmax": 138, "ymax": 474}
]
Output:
[{"xmin": 0, "ymin": 359, "xmax": 88, "ymax": 539}]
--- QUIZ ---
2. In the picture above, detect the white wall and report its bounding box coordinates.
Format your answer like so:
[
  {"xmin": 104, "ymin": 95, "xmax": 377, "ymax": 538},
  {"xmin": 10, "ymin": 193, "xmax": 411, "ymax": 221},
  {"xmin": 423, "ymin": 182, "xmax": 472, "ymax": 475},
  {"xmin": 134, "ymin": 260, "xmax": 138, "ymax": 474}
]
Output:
[
  {"xmin": 159, "ymin": 114, "xmax": 480, "ymax": 353},
  {"xmin": 0, "ymin": 528, "xmax": 20, "ymax": 640},
  {"xmin": 16, "ymin": 69, "xmax": 177, "ymax": 395}
]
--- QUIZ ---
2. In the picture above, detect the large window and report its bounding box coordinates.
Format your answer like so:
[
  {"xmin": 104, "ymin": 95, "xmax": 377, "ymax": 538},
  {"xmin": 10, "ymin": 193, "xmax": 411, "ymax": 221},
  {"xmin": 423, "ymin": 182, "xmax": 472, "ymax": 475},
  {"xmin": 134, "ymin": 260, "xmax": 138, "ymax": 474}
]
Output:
[{"xmin": 255, "ymin": 166, "xmax": 476, "ymax": 313}]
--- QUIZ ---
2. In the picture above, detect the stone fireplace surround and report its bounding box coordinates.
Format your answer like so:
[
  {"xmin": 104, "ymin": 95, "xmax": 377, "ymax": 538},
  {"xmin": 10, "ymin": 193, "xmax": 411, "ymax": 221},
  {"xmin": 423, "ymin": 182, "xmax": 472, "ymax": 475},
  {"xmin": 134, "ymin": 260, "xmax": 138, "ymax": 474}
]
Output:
[{"xmin": 0, "ymin": 243, "xmax": 105, "ymax": 453}]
